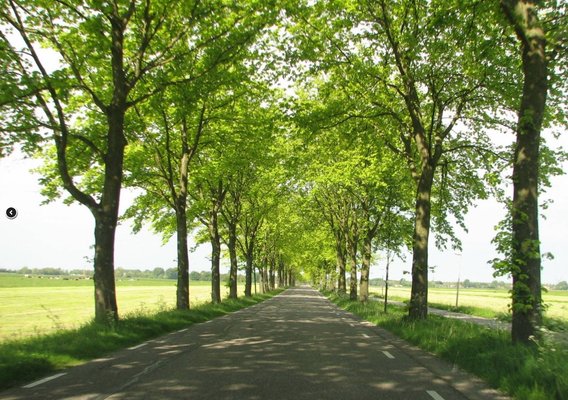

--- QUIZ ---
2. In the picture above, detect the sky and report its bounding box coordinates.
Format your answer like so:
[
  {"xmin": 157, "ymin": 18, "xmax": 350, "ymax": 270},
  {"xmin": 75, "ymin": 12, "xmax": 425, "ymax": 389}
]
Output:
[{"xmin": 0, "ymin": 131, "xmax": 566, "ymax": 284}]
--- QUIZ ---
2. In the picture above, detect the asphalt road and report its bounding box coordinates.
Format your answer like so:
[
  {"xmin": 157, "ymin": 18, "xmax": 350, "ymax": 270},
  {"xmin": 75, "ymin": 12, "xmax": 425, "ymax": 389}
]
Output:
[{"xmin": 1, "ymin": 287, "xmax": 510, "ymax": 400}]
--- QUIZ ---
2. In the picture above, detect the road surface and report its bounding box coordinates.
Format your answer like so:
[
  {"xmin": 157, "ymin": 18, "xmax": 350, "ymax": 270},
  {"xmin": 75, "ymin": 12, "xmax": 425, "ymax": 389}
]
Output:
[{"xmin": 1, "ymin": 287, "xmax": 509, "ymax": 400}]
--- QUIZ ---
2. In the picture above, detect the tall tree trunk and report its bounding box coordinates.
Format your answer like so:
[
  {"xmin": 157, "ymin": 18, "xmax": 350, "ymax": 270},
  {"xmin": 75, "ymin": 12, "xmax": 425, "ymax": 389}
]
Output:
[
  {"xmin": 409, "ymin": 164, "xmax": 435, "ymax": 319},
  {"xmin": 174, "ymin": 111, "xmax": 201, "ymax": 310},
  {"xmin": 92, "ymin": 103, "xmax": 127, "ymax": 323},
  {"xmin": 347, "ymin": 238, "xmax": 358, "ymax": 301},
  {"xmin": 384, "ymin": 250, "xmax": 391, "ymax": 313},
  {"xmin": 245, "ymin": 248, "xmax": 254, "ymax": 297},
  {"xmin": 501, "ymin": 0, "xmax": 547, "ymax": 344},
  {"xmin": 277, "ymin": 258, "xmax": 284, "ymax": 287},
  {"xmin": 209, "ymin": 212, "xmax": 222, "ymax": 304},
  {"xmin": 263, "ymin": 264, "xmax": 270, "ymax": 293},
  {"xmin": 359, "ymin": 233, "xmax": 372, "ymax": 302},
  {"xmin": 227, "ymin": 222, "xmax": 238, "ymax": 299},
  {"xmin": 259, "ymin": 264, "xmax": 266, "ymax": 294},
  {"xmin": 175, "ymin": 197, "xmax": 190, "ymax": 310},
  {"xmin": 269, "ymin": 258, "xmax": 276, "ymax": 291},
  {"xmin": 335, "ymin": 235, "xmax": 347, "ymax": 294},
  {"xmin": 93, "ymin": 212, "xmax": 119, "ymax": 324},
  {"xmin": 242, "ymin": 225, "xmax": 258, "ymax": 297}
]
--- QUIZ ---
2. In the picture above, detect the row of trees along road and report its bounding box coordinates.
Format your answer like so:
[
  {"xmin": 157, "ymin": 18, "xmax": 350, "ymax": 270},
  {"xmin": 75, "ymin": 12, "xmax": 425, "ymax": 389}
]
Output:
[{"xmin": 1, "ymin": 0, "xmax": 566, "ymax": 345}]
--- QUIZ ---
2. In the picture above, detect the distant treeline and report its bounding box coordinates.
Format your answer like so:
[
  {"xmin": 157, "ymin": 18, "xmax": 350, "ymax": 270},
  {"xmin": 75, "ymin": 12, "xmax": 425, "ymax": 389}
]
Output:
[
  {"xmin": 2, "ymin": 267, "xmax": 88, "ymax": 276},
  {"xmin": 368, "ymin": 277, "xmax": 568, "ymax": 291},
  {"xmin": 1, "ymin": 267, "xmax": 251, "ymax": 283},
  {"xmin": 367, "ymin": 277, "xmax": 512, "ymax": 289},
  {"xmin": 2, "ymin": 268, "xmax": 566, "ymax": 290}
]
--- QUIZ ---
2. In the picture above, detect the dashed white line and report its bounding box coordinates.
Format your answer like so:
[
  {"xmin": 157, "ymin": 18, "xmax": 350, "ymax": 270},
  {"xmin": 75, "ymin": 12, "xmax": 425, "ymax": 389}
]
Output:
[
  {"xmin": 23, "ymin": 373, "xmax": 67, "ymax": 389},
  {"xmin": 426, "ymin": 390, "xmax": 446, "ymax": 400},
  {"xmin": 128, "ymin": 343, "xmax": 147, "ymax": 351},
  {"xmin": 382, "ymin": 350, "xmax": 395, "ymax": 359}
]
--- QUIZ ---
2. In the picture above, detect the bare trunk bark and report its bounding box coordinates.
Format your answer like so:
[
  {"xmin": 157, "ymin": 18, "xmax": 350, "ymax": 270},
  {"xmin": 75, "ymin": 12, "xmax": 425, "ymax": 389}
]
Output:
[
  {"xmin": 348, "ymin": 239, "xmax": 358, "ymax": 301},
  {"xmin": 263, "ymin": 265, "xmax": 270, "ymax": 293},
  {"xmin": 93, "ymin": 212, "xmax": 119, "ymax": 323},
  {"xmin": 409, "ymin": 164, "xmax": 435, "ymax": 319},
  {"xmin": 277, "ymin": 258, "xmax": 284, "ymax": 287},
  {"xmin": 245, "ymin": 249, "xmax": 253, "ymax": 297},
  {"xmin": 175, "ymin": 198, "xmax": 190, "ymax": 310},
  {"xmin": 259, "ymin": 264, "xmax": 268, "ymax": 294},
  {"xmin": 209, "ymin": 212, "xmax": 222, "ymax": 304},
  {"xmin": 269, "ymin": 258, "xmax": 276, "ymax": 291},
  {"xmin": 335, "ymin": 235, "xmax": 347, "ymax": 294},
  {"xmin": 242, "ymin": 226, "xmax": 257, "ymax": 297},
  {"xmin": 228, "ymin": 222, "xmax": 238, "ymax": 299},
  {"xmin": 384, "ymin": 251, "xmax": 391, "ymax": 313},
  {"xmin": 359, "ymin": 234, "xmax": 372, "ymax": 302}
]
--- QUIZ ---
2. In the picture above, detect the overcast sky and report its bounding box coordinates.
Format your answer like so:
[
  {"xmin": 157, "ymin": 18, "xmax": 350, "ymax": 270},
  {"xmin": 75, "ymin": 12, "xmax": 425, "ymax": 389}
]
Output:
[{"xmin": 0, "ymin": 131, "xmax": 566, "ymax": 284}]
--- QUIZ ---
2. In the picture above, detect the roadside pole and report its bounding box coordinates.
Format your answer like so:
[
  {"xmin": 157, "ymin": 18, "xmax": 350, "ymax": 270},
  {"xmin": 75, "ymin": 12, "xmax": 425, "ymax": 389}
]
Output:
[
  {"xmin": 455, "ymin": 252, "xmax": 462, "ymax": 309},
  {"xmin": 384, "ymin": 249, "xmax": 391, "ymax": 313}
]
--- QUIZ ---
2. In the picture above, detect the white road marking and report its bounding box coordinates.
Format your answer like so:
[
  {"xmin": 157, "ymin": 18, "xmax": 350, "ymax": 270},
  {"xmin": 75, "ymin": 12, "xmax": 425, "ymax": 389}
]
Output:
[
  {"xmin": 382, "ymin": 351, "xmax": 395, "ymax": 359},
  {"xmin": 23, "ymin": 373, "xmax": 66, "ymax": 389},
  {"xmin": 426, "ymin": 390, "xmax": 446, "ymax": 400},
  {"xmin": 128, "ymin": 343, "xmax": 147, "ymax": 350},
  {"xmin": 177, "ymin": 328, "xmax": 188, "ymax": 333}
]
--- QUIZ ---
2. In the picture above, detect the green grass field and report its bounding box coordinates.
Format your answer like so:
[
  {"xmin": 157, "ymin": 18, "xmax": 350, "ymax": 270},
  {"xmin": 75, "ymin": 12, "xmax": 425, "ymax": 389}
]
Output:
[
  {"xmin": 0, "ymin": 273, "xmax": 261, "ymax": 341},
  {"xmin": 2, "ymin": 274, "xmax": 566, "ymax": 341},
  {"xmin": 370, "ymin": 285, "xmax": 568, "ymax": 321}
]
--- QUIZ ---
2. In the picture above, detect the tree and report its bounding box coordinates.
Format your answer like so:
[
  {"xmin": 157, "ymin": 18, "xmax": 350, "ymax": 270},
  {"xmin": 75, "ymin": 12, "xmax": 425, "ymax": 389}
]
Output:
[
  {"xmin": 285, "ymin": 0, "xmax": 506, "ymax": 318},
  {"xmin": 218, "ymin": 89, "xmax": 281, "ymax": 299},
  {"xmin": 361, "ymin": 0, "xmax": 505, "ymax": 319},
  {"xmin": 152, "ymin": 267, "xmax": 165, "ymax": 279},
  {"xmin": 238, "ymin": 195, "xmax": 265, "ymax": 296},
  {"xmin": 191, "ymin": 171, "xmax": 227, "ymax": 304},
  {"xmin": 125, "ymin": 91, "xmax": 206, "ymax": 309},
  {"xmin": 188, "ymin": 89, "xmax": 279, "ymax": 302},
  {"xmin": 499, "ymin": 0, "xmax": 566, "ymax": 343},
  {"xmin": 291, "ymin": 86, "xmax": 414, "ymax": 301},
  {"xmin": 122, "ymin": 2, "xmax": 280, "ymax": 308},
  {"xmin": 1, "ymin": 0, "xmax": 193, "ymax": 322},
  {"xmin": 252, "ymin": 190, "xmax": 302, "ymax": 291},
  {"xmin": 222, "ymin": 177, "xmax": 243, "ymax": 300}
]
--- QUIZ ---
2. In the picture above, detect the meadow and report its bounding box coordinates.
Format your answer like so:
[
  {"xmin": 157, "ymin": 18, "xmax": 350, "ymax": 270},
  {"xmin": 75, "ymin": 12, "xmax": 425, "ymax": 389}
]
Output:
[
  {"xmin": 0, "ymin": 273, "xmax": 260, "ymax": 341},
  {"xmin": 2, "ymin": 274, "xmax": 566, "ymax": 341},
  {"xmin": 370, "ymin": 285, "xmax": 568, "ymax": 322}
]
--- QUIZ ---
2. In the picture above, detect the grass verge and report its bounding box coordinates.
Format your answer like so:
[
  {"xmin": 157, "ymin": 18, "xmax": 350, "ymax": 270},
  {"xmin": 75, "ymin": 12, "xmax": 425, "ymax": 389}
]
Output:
[
  {"xmin": 375, "ymin": 293, "xmax": 568, "ymax": 333},
  {"xmin": 326, "ymin": 291, "xmax": 568, "ymax": 400},
  {"xmin": 425, "ymin": 301, "xmax": 568, "ymax": 333},
  {"xmin": 0, "ymin": 290, "xmax": 283, "ymax": 391}
]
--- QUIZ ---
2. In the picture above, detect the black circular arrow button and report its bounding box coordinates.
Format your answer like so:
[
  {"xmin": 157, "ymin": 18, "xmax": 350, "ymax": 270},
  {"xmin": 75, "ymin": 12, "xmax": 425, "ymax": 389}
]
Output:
[{"xmin": 6, "ymin": 207, "xmax": 18, "ymax": 220}]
